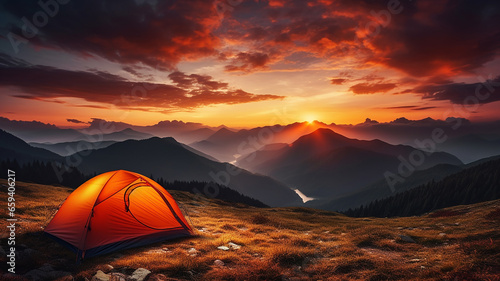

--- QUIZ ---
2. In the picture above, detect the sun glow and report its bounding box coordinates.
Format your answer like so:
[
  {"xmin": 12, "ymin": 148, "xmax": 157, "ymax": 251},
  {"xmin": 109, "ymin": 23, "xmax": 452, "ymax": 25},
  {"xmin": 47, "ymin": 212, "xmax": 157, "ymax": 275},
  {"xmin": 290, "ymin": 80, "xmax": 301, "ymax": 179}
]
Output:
[{"xmin": 304, "ymin": 114, "xmax": 317, "ymax": 124}]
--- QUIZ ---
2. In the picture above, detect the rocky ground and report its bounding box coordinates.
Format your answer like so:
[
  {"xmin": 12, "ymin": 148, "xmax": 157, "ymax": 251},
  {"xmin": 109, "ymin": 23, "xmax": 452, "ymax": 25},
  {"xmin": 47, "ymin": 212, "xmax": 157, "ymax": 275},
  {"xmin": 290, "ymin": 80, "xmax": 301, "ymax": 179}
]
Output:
[{"xmin": 1, "ymin": 179, "xmax": 499, "ymax": 280}]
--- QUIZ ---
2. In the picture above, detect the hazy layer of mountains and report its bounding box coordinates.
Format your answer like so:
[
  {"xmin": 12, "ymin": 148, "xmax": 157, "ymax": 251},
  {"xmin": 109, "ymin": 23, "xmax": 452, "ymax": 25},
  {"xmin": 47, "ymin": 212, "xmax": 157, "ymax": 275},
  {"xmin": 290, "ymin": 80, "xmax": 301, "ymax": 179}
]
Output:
[
  {"xmin": 0, "ymin": 129, "xmax": 301, "ymax": 207},
  {"xmin": 1, "ymin": 116, "xmax": 499, "ymax": 213}
]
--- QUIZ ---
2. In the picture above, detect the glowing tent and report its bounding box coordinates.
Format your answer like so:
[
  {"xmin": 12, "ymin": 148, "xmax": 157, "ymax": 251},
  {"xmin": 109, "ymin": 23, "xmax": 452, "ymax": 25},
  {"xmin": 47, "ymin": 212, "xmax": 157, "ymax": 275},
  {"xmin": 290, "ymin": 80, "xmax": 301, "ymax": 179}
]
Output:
[{"xmin": 45, "ymin": 170, "xmax": 193, "ymax": 260}]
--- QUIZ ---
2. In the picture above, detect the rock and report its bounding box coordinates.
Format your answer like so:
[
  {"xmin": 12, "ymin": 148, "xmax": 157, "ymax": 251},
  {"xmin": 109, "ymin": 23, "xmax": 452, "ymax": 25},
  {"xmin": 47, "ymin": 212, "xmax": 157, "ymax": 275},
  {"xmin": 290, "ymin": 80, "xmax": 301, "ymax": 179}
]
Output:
[
  {"xmin": 162, "ymin": 248, "xmax": 169, "ymax": 252},
  {"xmin": 214, "ymin": 259, "xmax": 225, "ymax": 266},
  {"xmin": 129, "ymin": 268, "xmax": 151, "ymax": 281},
  {"xmin": 109, "ymin": 272, "xmax": 127, "ymax": 281},
  {"xmin": 399, "ymin": 235, "xmax": 416, "ymax": 243},
  {"xmin": 217, "ymin": 246, "xmax": 230, "ymax": 251},
  {"xmin": 92, "ymin": 270, "xmax": 110, "ymax": 281},
  {"xmin": 439, "ymin": 233, "xmax": 447, "ymax": 237},
  {"xmin": 228, "ymin": 242, "xmax": 241, "ymax": 250},
  {"xmin": 25, "ymin": 263, "xmax": 71, "ymax": 281},
  {"xmin": 409, "ymin": 259, "xmax": 421, "ymax": 263},
  {"xmin": 146, "ymin": 249, "xmax": 166, "ymax": 254},
  {"xmin": 187, "ymin": 247, "xmax": 199, "ymax": 257},
  {"xmin": 103, "ymin": 264, "xmax": 114, "ymax": 273}
]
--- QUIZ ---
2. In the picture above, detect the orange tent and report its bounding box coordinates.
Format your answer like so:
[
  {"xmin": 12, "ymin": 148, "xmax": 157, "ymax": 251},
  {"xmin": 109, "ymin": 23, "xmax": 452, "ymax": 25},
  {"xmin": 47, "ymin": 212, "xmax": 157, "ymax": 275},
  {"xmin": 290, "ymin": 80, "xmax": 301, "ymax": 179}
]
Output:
[{"xmin": 45, "ymin": 170, "xmax": 193, "ymax": 260}]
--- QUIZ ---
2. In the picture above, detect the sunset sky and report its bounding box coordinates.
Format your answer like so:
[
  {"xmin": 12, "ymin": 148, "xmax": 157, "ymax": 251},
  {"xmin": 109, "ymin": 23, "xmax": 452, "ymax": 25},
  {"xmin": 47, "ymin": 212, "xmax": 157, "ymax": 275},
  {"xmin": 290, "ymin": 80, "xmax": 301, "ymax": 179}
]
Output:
[{"xmin": 0, "ymin": 0, "xmax": 499, "ymax": 127}]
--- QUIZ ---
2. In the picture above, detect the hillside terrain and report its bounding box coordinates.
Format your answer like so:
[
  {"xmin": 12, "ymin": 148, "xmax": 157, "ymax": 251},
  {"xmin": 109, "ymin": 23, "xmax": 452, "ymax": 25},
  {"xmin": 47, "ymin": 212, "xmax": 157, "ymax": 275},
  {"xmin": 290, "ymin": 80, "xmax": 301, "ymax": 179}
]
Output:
[{"xmin": 1, "ymin": 180, "xmax": 499, "ymax": 280}]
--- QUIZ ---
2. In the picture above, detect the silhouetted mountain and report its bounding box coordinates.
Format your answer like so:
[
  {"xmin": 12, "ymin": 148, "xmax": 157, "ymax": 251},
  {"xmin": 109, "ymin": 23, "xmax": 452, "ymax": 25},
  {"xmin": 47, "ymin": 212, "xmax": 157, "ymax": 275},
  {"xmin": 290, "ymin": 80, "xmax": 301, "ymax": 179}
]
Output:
[
  {"xmin": 312, "ymin": 163, "xmax": 464, "ymax": 211},
  {"xmin": 0, "ymin": 130, "xmax": 61, "ymax": 163},
  {"xmin": 191, "ymin": 122, "xmax": 329, "ymax": 162},
  {"xmin": 326, "ymin": 117, "xmax": 484, "ymax": 144},
  {"xmin": 87, "ymin": 118, "xmax": 217, "ymax": 143},
  {"xmin": 84, "ymin": 128, "xmax": 154, "ymax": 142},
  {"xmin": 70, "ymin": 137, "xmax": 302, "ymax": 207},
  {"xmin": 435, "ymin": 133, "xmax": 500, "ymax": 163},
  {"xmin": 156, "ymin": 179, "xmax": 268, "ymax": 208},
  {"xmin": 345, "ymin": 158, "xmax": 500, "ymax": 217},
  {"xmin": 239, "ymin": 128, "xmax": 463, "ymax": 200},
  {"xmin": 30, "ymin": 140, "xmax": 117, "ymax": 156}
]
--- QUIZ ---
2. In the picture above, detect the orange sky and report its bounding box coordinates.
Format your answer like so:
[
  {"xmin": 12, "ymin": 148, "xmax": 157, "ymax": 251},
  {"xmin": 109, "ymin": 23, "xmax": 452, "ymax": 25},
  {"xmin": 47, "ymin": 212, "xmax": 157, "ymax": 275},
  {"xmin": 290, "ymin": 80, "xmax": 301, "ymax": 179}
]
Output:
[{"xmin": 1, "ymin": 0, "xmax": 499, "ymax": 127}]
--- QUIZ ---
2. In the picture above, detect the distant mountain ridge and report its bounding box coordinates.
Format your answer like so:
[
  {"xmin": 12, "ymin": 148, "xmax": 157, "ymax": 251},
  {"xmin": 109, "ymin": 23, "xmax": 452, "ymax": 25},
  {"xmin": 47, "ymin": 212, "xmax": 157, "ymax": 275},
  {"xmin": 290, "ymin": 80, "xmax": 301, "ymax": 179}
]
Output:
[
  {"xmin": 237, "ymin": 128, "xmax": 463, "ymax": 200},
  {"xmin": 69, "ymin": 137, "xmax": 302, "ymax": 207},
  {"xmin": 345, "ymin": 157, "xmax": 500, "ymax": 217}
]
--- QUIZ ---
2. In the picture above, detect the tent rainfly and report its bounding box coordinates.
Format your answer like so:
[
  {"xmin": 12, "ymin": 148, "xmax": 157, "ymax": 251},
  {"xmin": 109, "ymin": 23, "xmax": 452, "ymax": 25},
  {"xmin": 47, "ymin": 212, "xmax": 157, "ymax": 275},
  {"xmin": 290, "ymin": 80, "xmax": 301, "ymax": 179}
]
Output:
[{"xmin": 45, "ymin": 170, "xmax": 193, "ymax": 260}]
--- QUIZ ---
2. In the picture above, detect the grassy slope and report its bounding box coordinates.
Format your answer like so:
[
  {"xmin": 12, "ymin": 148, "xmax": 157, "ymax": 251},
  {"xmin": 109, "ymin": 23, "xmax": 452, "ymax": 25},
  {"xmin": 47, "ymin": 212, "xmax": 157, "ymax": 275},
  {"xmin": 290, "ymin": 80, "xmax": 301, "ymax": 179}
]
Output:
[{"xmin": 1, "ymin": 179, "xmax": 499, "ymax": 280}]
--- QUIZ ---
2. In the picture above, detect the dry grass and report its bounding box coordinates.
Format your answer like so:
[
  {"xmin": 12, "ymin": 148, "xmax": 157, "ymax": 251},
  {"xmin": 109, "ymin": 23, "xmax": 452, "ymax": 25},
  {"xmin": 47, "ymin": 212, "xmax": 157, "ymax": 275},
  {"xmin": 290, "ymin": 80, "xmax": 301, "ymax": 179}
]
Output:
[{"xmin": 1, "ymin": 179, "xmax": 499, "ymax": 280}]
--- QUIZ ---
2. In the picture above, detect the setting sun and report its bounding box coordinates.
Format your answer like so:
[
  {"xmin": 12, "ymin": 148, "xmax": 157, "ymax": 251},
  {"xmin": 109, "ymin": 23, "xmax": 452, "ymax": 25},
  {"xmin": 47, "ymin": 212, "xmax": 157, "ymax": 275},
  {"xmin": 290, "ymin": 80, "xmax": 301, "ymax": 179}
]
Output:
[{"xmin": 304, "ymin": 115, "xmax": 317, "ymax": 124}]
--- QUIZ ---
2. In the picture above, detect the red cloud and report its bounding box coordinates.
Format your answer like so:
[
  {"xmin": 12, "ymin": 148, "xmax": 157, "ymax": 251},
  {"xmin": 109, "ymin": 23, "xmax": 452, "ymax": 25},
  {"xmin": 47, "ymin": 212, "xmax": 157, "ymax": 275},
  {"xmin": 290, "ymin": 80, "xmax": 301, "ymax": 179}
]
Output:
[
  {"xmin": 224, "ymin": 52, "xmax": 271, "ymax": 72},
  {"xmin": 349, "ymin": 82, "xmax": 397, "ymax": 94},
  {"xmin": 3, "ymin": 1, "xmax": 222, "ymax": 70},
  {"xmin": 0, "ymin": 56, "xmax": 284, "ymax": 110}
]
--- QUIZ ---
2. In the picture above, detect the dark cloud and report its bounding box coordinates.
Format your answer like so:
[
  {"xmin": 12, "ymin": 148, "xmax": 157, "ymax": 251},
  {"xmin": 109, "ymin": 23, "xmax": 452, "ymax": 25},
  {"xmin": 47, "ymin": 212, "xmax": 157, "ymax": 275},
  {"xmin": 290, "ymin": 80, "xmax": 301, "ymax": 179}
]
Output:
[
  {"xmin": 224, "ymin": 52, "xmax": 271, "ymax": 72},
  {"xmin": 2, "ymin": 0, "xmax": 221, "ymax": 70},
  {"xmin": 330, "ymin": 78, "xmax": 347, "ymax": 85},
  {"xmin": 217, "ymin": 0, "xmax": 500, "ymax": 81},
  {"xmin": 0, "ymin": 55, "xmax": 284, "ymax": 110},
  {"xmin": 382, "ymin": 105, "xmax": 438, "ymax": 111},
  {"xmin": 66, "ymin": 119, "xmax": 87, "ymax": 124},
  {"xmin": 413, "ymin": 76, "xmax": 500, "ymax": 104},
  {"xmin": 383, "ymin": 105, "xmax": 418, "ymax": 110},
  {"xmin": 0, "ymin": 116, "xmax": 57, "ymax": 131},
  {"xmin": 349, "ymin": 82, "xmax": 397, "ymax": 94},
  {"xmin": 366, "ymin": 0, "xmax": 500, "ymax": 77}
]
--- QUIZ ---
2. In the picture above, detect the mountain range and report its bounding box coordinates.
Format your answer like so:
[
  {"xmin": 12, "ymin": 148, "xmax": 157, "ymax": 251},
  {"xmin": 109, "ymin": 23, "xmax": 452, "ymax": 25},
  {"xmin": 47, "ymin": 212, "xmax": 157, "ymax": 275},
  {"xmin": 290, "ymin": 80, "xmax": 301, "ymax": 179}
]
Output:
[
  {"xmin": 2, "ymin": 115, "xmax": 499, "ymax": 212},
  {"xmin": 0, "ymin": 129, "xmax": 301, "ymax": 207},
  {"xmin": 236, "ymin": 128, "xmax": 462, "ymax": 200}
]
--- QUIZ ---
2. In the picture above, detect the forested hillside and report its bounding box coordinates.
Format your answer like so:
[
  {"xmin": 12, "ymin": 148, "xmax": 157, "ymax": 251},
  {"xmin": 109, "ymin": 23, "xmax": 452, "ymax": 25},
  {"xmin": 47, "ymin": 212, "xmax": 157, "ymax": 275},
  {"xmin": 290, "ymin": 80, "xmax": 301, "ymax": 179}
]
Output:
[{"xmin": 345, "ymin": 159, "xmax": 500, "ymax": 217}]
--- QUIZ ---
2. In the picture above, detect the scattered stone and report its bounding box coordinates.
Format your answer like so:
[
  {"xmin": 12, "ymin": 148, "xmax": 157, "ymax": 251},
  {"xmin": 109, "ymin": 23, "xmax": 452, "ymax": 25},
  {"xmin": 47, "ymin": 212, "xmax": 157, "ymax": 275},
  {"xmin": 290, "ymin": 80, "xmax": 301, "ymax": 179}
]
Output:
[
  {"xmin": 439, "ymin": 233, "xmax": 447, "ymax": 237},
  {"xmin": 25, "ymin": 263, "xmax": 71, "ymax": 281},
  {"xmin": 217, "ymin": 246, "xmax": 230, "ymax": 251},
  {"xmin": 454, "ymin": 222, "xmax": 460, "ymax": 226},
  {"xmin": 102, "ymin": 264, "xmax": 114, "ymax": 273},
  {"xmin": 129, "ymin": 268, "xmax": 151, "ymax": 281},
  {"xmin": 409, "ymin": 259, "xmax": 421, "ymax": 263},
  {"xmin": 214, "ymin": 259, "xmax": 225, "ymax": 266},
  {"xmin": 399, "ymin": 235, "xmax": 416, "ymax": 243},
  {"xmin": 91, "ymin": 270, "xmax": 110, "ymax": 281},
  {"xmin": 228, "ymin": 242, "xmax": 241, "ymax": 250},
  {"xmin": 128, "ymin": 268, "xmax": 151, "ymax": 281},
  {"xmin": 109, "ymin": 272, "xmax": 128, "ymax": 281},
  {"xmin": 397, "ymin": 227, "xmax": 404, "ymax": 230},
  {"xmin": 162, "ymin": 248, "xmax": 169, "ymax": 252},
  {"xmin": 147, "ymin": 249, "xmax": 166, "ymax": 254},
  {"xmin": 323, "ymin": 230, "xmax": 330, "ymax": 234},
  {"xmin": 187, "ymin": 247, "xmax": 199, "ymax": 257}
]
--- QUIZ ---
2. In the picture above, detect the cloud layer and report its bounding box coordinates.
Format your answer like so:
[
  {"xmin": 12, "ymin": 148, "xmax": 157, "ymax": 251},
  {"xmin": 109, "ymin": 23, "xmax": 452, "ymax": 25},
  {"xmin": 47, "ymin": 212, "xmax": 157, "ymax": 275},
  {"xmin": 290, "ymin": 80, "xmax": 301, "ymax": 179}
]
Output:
[{"xmin": 0, "ymin": 55, "xmax": 283, "ymax": 111}]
